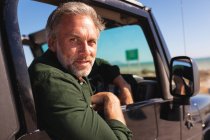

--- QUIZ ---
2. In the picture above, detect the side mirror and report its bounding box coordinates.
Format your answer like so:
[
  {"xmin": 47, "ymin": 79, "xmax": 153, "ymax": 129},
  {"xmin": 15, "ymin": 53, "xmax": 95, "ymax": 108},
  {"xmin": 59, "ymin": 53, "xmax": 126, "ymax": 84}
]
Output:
[{"xmin": 170, "ymin": 56, "xmax": 200, "ymax": 97}]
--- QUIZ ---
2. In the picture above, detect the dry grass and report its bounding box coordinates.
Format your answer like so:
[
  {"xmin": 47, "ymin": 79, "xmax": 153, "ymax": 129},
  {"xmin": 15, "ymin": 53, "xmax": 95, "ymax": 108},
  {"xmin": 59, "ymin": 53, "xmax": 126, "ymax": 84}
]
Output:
[{"xmin": 199, "ymin": 70, "xmax": 210, "ymax": 94}]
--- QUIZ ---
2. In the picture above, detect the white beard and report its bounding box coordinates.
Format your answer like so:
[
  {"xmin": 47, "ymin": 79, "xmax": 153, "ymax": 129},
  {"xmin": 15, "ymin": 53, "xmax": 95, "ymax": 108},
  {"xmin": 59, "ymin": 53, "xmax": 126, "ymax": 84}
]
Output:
[{"xmin": 56, "ymin": 49, "xmax": 95, "ymax": 78}]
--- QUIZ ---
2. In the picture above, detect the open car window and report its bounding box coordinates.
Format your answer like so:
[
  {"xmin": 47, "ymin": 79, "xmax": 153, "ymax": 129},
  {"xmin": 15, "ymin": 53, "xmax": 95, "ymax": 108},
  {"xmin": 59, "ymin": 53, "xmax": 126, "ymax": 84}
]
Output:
[
  {"xmin": 97, "ymin": 25, "xmax": 156, "ymax": 78},
  {"xmin": 21, "ymin": 1, "xmax": 160, "ymax": 103},
  {"xmin": 33, "ymin": 25, "xmax": 156, "ymax": 78}
]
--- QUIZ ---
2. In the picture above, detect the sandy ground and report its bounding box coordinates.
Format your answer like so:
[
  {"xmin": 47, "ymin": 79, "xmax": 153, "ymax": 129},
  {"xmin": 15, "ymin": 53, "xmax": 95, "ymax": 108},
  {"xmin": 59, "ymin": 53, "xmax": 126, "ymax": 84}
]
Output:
[{"xmin": 199, "ymin": 70, "xmax": 210, "ymax": 94}]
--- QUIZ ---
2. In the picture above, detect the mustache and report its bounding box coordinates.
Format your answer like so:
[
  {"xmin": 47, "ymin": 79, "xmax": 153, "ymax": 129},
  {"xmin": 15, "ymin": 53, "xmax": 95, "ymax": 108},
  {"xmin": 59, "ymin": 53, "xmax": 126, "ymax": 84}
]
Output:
[{"xmin": 75, "ymin": 56, "xmax": 94, "ymax": 61}]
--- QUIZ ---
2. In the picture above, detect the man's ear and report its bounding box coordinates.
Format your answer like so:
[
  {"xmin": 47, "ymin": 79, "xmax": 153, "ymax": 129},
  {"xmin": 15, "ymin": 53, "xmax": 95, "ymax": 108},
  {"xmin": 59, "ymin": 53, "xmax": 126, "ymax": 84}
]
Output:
[{"xmin": 48, "ymin": 36, "xmax": 56, "ymax": 52}]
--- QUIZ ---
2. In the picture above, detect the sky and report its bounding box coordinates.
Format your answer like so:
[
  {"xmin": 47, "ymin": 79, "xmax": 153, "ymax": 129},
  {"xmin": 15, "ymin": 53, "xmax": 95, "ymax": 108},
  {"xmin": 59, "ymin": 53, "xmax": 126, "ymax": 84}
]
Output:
[
  {"xmin": 140, "ymin": 0, "xmax": 210, "ymax": 58},
  {"xmin": 18, "ymin": 0, "xmax": 210, "ymax": 61}
]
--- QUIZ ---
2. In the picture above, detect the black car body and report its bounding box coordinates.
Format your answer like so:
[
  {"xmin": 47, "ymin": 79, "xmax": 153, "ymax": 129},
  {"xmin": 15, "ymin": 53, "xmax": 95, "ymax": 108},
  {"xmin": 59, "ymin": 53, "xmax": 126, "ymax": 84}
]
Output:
[{"xmin": 1, "ymin": 0, "xmax": 210, "ymax": 139}]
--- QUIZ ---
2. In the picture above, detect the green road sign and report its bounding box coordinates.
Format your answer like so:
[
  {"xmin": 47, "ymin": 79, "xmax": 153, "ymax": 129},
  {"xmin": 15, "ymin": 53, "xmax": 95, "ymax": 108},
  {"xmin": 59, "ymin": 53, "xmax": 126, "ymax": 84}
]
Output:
[{"xmin": 126, "ymin": 49, "xmax": 138, "ymax": 61}]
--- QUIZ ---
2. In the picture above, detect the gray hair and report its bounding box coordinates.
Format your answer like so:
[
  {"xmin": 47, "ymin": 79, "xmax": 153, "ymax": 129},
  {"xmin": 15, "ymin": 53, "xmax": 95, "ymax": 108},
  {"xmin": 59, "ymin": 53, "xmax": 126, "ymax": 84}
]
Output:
[{"xmin": 45, "ymin": 2, "xmax": 105, "ymax": 40}]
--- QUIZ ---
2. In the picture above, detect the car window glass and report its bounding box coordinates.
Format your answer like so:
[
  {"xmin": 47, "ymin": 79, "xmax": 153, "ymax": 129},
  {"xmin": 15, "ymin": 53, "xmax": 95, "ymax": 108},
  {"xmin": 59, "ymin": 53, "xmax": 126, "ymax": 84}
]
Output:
[
  {"xmin": 97, "ymin": 25, "xmax": 156, "ymax": 77},
  {"xmin": 23, "ymin": 45, "xmax": 34, "ymax": 66},
  {"xmin": 42, "ymin": 43, "xmax": 48, "ymax": 52}
]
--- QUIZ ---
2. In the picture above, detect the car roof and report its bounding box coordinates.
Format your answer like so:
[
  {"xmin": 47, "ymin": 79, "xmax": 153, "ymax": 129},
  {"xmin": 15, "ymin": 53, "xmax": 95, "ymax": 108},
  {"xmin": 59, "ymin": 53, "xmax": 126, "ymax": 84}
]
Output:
[
  {"xmin": 24, "ymin": 0, "xmax": 149, "ymax": 46},
  {"xmin": 34, "ymin": 0, "xmax": 144, "ymax": 8}
]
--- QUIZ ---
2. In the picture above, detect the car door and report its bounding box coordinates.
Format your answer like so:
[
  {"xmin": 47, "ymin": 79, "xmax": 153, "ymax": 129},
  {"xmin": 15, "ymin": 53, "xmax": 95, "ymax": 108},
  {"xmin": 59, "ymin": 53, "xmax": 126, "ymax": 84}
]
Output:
[
  {"xmin": 95, "ymin": 23, "xmax": 162, "ymax": 140},
  {"xmin": 0, "ymin": 0, "xmax": 51, "ymax": 139}
]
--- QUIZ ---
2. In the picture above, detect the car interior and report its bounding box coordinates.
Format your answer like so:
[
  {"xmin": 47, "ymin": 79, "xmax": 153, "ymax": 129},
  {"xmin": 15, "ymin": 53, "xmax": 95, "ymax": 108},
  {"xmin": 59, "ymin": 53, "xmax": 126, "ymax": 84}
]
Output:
[{"xmin": 22, "ymin": 26, "xmax": 159, "ymax": 103}]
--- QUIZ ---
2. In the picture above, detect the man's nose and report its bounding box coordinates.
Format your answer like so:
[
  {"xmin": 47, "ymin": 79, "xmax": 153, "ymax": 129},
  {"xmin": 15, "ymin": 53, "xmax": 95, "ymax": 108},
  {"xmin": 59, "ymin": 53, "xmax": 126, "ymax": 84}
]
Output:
[{"xmin": 79, "ymin": 41, "xmax": 91, "ymax": 55}]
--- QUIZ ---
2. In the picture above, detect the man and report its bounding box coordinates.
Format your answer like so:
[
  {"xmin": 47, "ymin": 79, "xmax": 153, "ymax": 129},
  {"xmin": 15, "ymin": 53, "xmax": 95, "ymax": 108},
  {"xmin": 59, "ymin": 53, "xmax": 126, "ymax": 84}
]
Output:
[{"xmin": 29, "ymin": 2, "xmax": 132, "ymax": 140}]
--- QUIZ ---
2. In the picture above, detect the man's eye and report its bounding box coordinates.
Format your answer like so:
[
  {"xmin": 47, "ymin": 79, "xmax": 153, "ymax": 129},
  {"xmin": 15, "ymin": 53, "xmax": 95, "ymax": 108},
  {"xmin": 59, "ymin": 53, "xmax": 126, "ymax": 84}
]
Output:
[
  {"xmin": 70, "ymin": 38, "xmax": 78, "ymax": 43},
  {"xmin": 88, "ymin": 40, "xmax": 96, "ymax": 46}
]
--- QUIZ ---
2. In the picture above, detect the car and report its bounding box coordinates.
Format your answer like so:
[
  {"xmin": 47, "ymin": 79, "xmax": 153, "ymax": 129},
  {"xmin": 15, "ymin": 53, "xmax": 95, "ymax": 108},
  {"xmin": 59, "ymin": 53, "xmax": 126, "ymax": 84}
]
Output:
[{"xmin": 1, "ymin": 0, "xmax": 210, "ymax": 140}]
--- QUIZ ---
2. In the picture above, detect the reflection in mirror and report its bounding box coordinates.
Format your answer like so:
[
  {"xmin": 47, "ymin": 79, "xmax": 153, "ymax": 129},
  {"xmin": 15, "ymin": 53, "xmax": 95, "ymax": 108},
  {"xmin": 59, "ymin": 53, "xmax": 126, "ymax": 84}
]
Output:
[{"xmin": 171, "ymin": 58, "xmax": 194, "ymax": 97}]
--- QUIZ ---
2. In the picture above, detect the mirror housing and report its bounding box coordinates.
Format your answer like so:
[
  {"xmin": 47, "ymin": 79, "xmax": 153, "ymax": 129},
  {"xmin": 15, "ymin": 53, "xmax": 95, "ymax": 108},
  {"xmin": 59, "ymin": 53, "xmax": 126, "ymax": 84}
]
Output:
[{"xmin": 170, "ymin": 56, "xmax": 200, "ymax": 98}]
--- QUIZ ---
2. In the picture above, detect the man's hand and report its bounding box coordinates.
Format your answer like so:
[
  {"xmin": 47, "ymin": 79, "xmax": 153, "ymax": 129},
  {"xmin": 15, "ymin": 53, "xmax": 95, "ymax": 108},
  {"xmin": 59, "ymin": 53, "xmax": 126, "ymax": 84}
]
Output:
[
  {"xmin": 91, "ymin": 92, "xmax": 126, "ymax": 125},
  {"xmin": 113, "ymin": 75, "xmax": 134, "ymax": 105}
]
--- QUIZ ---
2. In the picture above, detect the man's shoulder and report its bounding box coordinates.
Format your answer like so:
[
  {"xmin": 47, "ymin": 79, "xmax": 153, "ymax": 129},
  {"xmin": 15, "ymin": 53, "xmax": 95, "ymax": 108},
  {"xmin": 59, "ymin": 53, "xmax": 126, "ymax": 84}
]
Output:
[
  {"xmin": 28, "ymin": 50, "xmax": 72, "ymax": 80},
  {"xmin": 29, "ymin": 61, "xmax": 75, "ymax": 83},
  {"xmin": 95, "ymin": 58, "xmax": 110, "ymax": 65},
  {"xmin": 29, "ymin": 61, "xmax": 58, "ymax": 74}
]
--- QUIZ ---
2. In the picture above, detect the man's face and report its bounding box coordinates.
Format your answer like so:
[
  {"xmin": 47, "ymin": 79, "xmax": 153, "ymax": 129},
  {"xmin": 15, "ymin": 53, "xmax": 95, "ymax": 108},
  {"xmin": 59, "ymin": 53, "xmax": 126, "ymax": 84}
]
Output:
[{"xmin": 49, "ymin": 14, "xmax": 99, "ymax": 78}]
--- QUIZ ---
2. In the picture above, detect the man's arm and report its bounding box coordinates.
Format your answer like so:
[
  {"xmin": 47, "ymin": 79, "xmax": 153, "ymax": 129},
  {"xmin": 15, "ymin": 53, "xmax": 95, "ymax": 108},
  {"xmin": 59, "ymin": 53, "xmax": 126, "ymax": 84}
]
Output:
[
  {"xmin": 113, "ymin": 75, "xmax": 134, "ymax": 105},
  {"xmin": 91, "ymin": 58, "xmax": 134, "ymax": 105},
  {"xmin": 91, "ymin": 92, "xmax": 126, "ymax": 124},
  {"xmin": 32, "ymin": 71, "xmax": 132, "ymax": 140}
]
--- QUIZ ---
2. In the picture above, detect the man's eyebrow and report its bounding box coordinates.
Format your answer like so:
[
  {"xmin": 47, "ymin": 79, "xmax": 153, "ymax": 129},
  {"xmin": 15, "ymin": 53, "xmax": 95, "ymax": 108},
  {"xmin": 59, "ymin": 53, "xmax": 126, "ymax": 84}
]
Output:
[
  {"xmin": 62, "ymin": 31, "xmax": 99, "ymax": 40},
  {"xmin": 63, "ymin": 32, "xmax": 79, "ymax": 37}
]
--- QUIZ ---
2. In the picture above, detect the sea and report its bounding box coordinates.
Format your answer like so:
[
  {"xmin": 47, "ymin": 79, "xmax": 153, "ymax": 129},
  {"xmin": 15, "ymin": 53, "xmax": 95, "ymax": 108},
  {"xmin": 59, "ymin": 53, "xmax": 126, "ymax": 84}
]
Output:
[
  {"xmin": 117, "ymin": 62, "xmax": 155, "ymax": 75},
  {"xmin": 194, "ymin": 57, "xmax": 210, "ymax": 70},
  {"xmin": 116, "ymin": 57, "xmax": 210, "ymax": 75}
]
